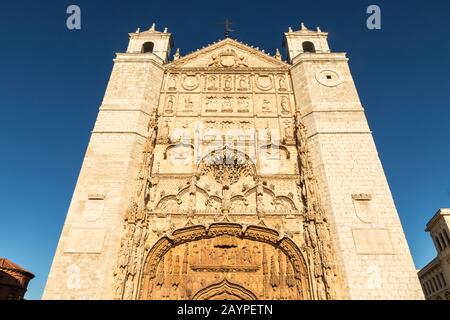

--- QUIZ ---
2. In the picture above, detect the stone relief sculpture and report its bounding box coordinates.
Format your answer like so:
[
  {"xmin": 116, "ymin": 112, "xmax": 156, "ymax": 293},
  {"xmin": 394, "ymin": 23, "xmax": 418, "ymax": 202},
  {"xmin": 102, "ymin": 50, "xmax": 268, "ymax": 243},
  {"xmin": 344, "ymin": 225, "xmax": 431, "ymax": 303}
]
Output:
[
  {"xmin": 112, "ymin": 45, "xmax": 340, "ymax": 301},
  {"xmin": 294, "ymin": 112, "xmax": 339, "ymax": 300},
  {"xmin": 113, "ymin": 111, "xmax": 159, "ymax": 300},
  {"xmin": 238, "ymin": 75, "xmax": 248, "ymax": 91},
  {"xmin": 139, "ymin": 224, "xmax": 309, "ymax": 300},
  {"xmin": 223, "ymin": 75, "xmax": 232, "ymax": 91},
  {"xmin": 207, "ymin": 75, "xmax": 218, "ymax": 90},
  {"xmin": 280, "ymin": 96, "xmax": 290, "ymax": 114},
  {"xmin": 278, "ymin": 76, "xmax": 287, "ymax": 91},
  {"xmin": 168, "ymin": 75, "xmax": 178, "ymax": 90},
  {"xmin": 208, "ymin": 49, "xmax": 248, "ymax": 69},
  {"xmin": 183, "ymin": 98, "xmax": 194, "ymax": 112},
  {"xmin": 165, "ymin": 96, "xmax": 174, "ymax": 113}
]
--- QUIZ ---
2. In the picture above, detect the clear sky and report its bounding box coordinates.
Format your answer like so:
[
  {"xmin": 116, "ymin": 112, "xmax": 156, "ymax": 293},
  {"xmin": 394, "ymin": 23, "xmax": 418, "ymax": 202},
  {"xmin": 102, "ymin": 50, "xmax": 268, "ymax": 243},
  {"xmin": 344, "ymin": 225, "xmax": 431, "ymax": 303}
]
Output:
[{"xmin": 0, "ymin": 0, "xmax": 449, "ymax": 300}]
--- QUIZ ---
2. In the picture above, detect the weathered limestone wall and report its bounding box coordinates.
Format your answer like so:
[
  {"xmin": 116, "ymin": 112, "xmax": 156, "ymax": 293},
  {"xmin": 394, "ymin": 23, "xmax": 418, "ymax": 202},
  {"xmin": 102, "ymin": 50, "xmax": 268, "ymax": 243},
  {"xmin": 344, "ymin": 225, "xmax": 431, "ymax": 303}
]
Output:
[
  {"xmin": 43, "ymin": 54, "xmax": 164, "ymax": 299},
  {"xmin": 290, "ymin": 54, "xmax": 424, "ymax": 299}
]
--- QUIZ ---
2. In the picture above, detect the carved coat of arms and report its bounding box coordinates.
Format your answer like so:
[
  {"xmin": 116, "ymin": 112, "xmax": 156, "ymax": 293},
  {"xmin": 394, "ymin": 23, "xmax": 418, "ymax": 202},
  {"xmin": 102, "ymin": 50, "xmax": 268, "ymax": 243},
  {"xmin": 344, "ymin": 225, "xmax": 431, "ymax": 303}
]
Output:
[{"xmin": 208, "ymin": 49, "xmax": 248, "ymax": 68}]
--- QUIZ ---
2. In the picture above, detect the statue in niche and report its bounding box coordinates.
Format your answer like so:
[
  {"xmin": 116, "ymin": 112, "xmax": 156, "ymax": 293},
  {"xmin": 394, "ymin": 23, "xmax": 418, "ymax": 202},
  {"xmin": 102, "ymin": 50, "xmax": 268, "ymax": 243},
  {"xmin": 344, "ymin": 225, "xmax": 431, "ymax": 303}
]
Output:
[
  {"xmin": 251, "ymin": 245, "xmax": 260, "ymax": 265},
  {"xmin": 166, "ymin": 96, "xmax": 174, "ymax": 113},
  {"xmin": 168, "ymin": 75, "xmax": 177, "ymax": 90},
  {"xmin": 278, "ymin": 76, "xmax": 287, "ymax": 91},
  {"xmin": 239, "ymin": 245, "xmax": 251, "ymax": 265},
  {"xmin": 263, "ymin": 122, "xmax": 272, "ymax": 142},
  {"xmin": 123, "ymin": 275, "xmax": 134, "ymax": 300},
  {"xmin": 238, "ymin": 76, "xmax": 248, "ymax": 90},
  {"xmin": 283, "ymin": 120, "xmax": 294, "ymax": 140},
  {"xmin": 188, "ymin": 175, "xmax": 198, "ymax": 215},
  {"xmin": 161, "ymin": 120, "xmax": 170, "ymax": 142},
  {"xmin": 114, "ymin": 267, "xmax": 126, "ymax": 298},
  {"xmin": 191, "ymin": 243, "xmax": 200, "ymax": 265},
  {"xmin": 270, "ymin": 256, "xmax": 279, "ymax": 288},
  {"xmin": 256, "ymin": 179, "xmax": 265, "ymax": 216},
  {"xmin": 133, "ymin": 224, "xmax": 143, "ymax": 246},
  {"xmin": 221, "ymin": 186, "xmax": 232, "ymax": 213},
  {"xmin": 280, "ymin": 97, "xmax": 290, "ymax": 113},
  {"xmin": 172, "ymin": 255, "xmax": 181, "ymax": 287},
  {"xmin": 224, "ymin": 75, "xmax": 232, "ymax": 91},
  {"xmin": 208, "ymin": 75, "xmax": 218, "ymax": 90},
  {"xmin": 262, "ymin": 99, "xmax": 271, "ymax": 112},
  {"xmin": 117, "ymin": 239, "xmax": 130, "ymax": 268},
  {"xmin": 184, "ymin": 98, "xmax": 194, "ymax": 112}
]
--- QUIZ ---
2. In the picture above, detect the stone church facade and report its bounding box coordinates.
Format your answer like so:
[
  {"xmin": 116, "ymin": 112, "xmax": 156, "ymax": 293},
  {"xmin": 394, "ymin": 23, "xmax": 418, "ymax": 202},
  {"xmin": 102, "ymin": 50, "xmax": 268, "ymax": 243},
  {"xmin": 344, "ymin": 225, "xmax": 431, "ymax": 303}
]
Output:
[{"xmin": 43, "ymin": 23, "xmax": 423, "ymax": 300}]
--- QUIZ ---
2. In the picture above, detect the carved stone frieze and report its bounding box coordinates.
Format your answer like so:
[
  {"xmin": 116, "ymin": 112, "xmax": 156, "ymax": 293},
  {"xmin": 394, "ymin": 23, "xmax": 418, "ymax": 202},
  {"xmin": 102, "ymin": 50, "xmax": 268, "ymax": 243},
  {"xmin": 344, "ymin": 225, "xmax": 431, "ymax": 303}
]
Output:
[{"xmin": 112, "ymin": 40, "xmax": 341, "ymax": 301}]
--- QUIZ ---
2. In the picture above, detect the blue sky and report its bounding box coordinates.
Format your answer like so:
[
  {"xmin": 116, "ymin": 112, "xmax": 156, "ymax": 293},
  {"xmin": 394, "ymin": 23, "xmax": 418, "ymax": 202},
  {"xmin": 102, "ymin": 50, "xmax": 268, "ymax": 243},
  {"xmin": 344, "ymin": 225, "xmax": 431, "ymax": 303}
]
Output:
[{"xmin": 0, "ymin": 0, "xmax": 449, "ymax": 300}]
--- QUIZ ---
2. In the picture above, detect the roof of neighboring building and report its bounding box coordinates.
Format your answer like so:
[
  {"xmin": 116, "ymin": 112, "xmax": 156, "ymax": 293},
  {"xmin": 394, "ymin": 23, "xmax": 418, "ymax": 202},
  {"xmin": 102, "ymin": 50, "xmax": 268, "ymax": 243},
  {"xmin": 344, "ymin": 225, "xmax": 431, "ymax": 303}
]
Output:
[
  {"xmin": 417, "ymin": 257, "xmax": 441, "ymax": 277},
  {"xmin": 426, "ymin": 208, "xmax": 450, "ymax": 232},
  {"xmin": 0, "ymin": 258, "xmax": 35, "ymax": 278}
]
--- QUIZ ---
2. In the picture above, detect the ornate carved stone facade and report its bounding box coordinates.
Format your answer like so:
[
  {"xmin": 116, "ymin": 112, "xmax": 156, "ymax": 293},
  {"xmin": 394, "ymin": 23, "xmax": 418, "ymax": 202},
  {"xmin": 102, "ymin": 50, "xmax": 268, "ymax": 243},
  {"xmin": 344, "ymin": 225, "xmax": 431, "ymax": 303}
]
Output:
[{"xmin": 44, "ymin": 23, "xmax": 424, "ymax": 300}]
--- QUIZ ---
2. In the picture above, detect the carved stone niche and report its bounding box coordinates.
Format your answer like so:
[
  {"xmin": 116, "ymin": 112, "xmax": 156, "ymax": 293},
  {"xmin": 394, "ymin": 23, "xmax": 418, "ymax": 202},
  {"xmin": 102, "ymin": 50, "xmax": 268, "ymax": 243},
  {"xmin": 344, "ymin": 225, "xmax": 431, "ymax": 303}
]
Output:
[{"xmin": 138, "ymin": 223, "xmax": 311, "ymax": 300}]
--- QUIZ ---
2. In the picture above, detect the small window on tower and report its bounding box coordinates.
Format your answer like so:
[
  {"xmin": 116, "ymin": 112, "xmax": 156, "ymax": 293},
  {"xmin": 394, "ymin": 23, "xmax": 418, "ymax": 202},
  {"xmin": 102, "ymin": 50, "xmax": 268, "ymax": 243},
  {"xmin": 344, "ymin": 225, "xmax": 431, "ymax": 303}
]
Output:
[
  {"xmin": 302, "ymin": 41, "xmax": 316, "ymax": 53},
  {"xmin": 142, "ymin": 42, "xmax": 155, "ymax": 54},
  {"xmin": 326, "ymin": 75, "xmax": 332, "ymax": 80}
]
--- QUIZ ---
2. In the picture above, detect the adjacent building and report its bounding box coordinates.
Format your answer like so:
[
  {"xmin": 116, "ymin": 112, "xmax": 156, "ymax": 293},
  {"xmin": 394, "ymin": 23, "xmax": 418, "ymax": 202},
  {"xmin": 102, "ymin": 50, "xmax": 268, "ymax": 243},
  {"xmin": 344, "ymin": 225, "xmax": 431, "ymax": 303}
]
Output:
[
  {"xmin": 418, "ymin": 209, "xmax": 450, "ymax": 300},
  {"xmin": 0, "ymin": 258, "xmax": 34, "ymax": 300}
]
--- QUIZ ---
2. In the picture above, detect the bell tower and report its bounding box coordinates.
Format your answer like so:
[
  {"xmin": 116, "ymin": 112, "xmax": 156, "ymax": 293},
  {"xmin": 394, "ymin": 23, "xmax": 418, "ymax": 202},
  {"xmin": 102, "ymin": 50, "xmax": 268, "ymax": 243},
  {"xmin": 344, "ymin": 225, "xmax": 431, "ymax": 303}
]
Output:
[
  {"xmin": 285, "ymin": 23, "xmax": 424, "ymax": 299},
  {"xmin": 43, "ymin": 23, "xmax": 170, "ymax": 299},
  {"xmin": 283, "ymin": 22, "xmax": 330, "ymax": 63},
  {"xmin": 126, "ymin": 23, "xmax": 174, "ymax": 63}
]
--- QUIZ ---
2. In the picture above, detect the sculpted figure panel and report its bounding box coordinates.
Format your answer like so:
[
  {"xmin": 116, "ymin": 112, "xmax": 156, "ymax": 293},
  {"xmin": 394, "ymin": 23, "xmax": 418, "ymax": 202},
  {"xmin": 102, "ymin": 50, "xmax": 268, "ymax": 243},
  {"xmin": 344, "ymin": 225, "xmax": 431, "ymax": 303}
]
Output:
[
  {"xmin": 112, "ymin": 41, "xmax": 341, "ymax": 301},
  {"xmin": 139, "ymin": 225, "xmax": 310, "ymax": 300}
]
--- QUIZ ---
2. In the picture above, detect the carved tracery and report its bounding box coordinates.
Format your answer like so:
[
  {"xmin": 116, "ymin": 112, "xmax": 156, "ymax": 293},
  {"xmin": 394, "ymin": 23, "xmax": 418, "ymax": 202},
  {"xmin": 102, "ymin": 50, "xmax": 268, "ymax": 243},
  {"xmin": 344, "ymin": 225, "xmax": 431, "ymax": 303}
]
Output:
[{"xmin": 113, "ymin": 41, "xmax": 341, "ymax": 301}]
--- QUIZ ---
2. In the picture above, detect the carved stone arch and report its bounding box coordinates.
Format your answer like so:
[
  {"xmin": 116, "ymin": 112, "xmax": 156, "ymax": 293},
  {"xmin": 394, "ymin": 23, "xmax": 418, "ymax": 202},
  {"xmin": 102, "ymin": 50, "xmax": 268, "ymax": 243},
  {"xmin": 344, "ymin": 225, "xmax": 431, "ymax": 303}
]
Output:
[
  {"xmin": 163, "ymin": 143, "xmax": 195, "ymax": 160},
  {"xmin": 243, "ymin": 186, "xmax": 257, "ymax": 197},
  {"xmin": 192, "ymin": 279, "xmax": 258, "ymax": 300},
  {"xmin": 273, "ymin": 195, "xmax": 297, "ymax": 211},
  {"xmin": 230, "ymin": 195, "xmax": 250, "ymax": 213},
  {"xmin": 262, "ymin": 186, "xmax": 276, "ymax": 198},
  {"xmin": 243, "ymin": 185, "xmax": 275, "ymax": 198},
  {"xmin": 197, "ymin": 145, "xmax": 257, "ymax": 180},
  {"xmin": 155, "ymin": 195, "xmax": 179, "ymax": 210},
  {"xmin": 194, "ymin": 185, "xmax": 210, "ymax": 198},
  {"xmin": 138, "ymin": 223, "xmax": 312, "ymax": 300},
  {"xmin": 260, "ymin": 143, "xmax": 291, "ymax": 160},
  {"xmin": 196, "ymin": 145, "xmax": 257, "ymax": 191}
]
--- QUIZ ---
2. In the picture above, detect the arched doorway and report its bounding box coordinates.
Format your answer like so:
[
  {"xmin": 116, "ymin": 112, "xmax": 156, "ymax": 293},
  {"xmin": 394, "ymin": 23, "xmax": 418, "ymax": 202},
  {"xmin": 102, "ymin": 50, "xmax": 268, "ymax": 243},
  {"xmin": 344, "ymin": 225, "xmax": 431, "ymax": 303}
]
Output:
[
  {"xmin": 192, "ymin": 279, "xmax": 257, "ymax": 300},
  {"xmin": 137, "ymin": 223, "xmax": 311, "ymax": 300}
]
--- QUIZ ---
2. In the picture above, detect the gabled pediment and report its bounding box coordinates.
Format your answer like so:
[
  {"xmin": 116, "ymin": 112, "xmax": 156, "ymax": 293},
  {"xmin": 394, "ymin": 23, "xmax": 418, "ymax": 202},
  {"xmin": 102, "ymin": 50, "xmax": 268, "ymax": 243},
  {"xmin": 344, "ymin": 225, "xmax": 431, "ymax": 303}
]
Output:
[{"xmin": 167, "ymin": 38, "xmax": 289, "ymax": 70}]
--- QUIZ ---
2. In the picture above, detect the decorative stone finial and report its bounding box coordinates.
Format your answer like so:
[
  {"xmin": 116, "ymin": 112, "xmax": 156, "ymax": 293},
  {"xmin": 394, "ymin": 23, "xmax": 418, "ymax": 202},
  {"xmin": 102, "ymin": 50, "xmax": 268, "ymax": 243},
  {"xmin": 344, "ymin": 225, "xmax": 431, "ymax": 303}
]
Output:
[
  {"xmin": 275, "ymin": 48, "xmax": 281, "ymax": 60},
  {"xmin": 301, "ymin": 22, "xmax": 308, "ymax": 30},
  {"xmin": 164, "ymin": 27, "xmax": 168, "ymax": 33},
  {"xmin": 288, "ymin": 27, "xmax": 293, "ymax": 32},
  {"xmin": 136, "ymin": 27, "xmax": 141, "ymax": 33},
  {"xmin": 173, "ymin": 48, "xmax": 181, "ymax": 61},
  {"xmin": 317, "ymin": 26, "xmax": 322, "ymax": 32},
  {"xmin": 150, "ymin": 23, "xmax": 156, "ymax": 31}
]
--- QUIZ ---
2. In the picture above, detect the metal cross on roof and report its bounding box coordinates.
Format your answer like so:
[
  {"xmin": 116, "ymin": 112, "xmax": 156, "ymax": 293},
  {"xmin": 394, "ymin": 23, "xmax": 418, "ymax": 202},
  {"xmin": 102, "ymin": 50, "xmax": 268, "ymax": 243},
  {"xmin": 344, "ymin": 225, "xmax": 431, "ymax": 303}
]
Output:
[{"xmin": 223, "ymin": 19, "xmax": 234, "ymax": 38}]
